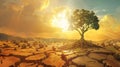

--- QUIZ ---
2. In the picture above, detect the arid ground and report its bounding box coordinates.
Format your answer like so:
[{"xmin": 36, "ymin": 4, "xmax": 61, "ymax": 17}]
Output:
[{"xmin": 0, "ymin": 39, "xmax": 120, "ymax": 67}]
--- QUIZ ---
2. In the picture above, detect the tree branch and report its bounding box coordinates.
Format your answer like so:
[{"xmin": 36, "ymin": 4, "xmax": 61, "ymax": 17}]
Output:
[
  {"xmin": 75, "ymin": 28, "xmax": 82, "ymax": 35},
  {"xmin": 83, "ymin": 24, "xmax": 90, "ymax": 33}
]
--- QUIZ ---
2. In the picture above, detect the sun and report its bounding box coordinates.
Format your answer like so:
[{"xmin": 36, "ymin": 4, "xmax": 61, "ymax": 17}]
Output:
[{"xmin": 52, "ymin": 10, "xmax": 70, "ymax": 31}]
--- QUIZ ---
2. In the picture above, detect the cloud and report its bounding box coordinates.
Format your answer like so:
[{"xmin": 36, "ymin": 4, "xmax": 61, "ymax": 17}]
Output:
[
  {"xmin": 85, "ymin": 15, "xmax": 120, "ymax": 41},
  {"xmin": 0, "ymin": 0, "xmax": 62, "ymax": 37}
]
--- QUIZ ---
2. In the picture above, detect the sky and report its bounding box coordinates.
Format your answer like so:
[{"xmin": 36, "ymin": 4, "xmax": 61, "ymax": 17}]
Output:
[{"xmin": 0, "ymin": 0, "xmax": 120, "ymax": 41}]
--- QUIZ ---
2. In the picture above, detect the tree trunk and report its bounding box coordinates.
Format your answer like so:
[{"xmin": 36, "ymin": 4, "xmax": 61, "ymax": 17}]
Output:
[
  {"xmin": 76, "ymin": 30, "xmax": 85, "ymax": 41},
  {"xmin": 80, "ymin": 32, "xmax": 85, "ymax": 48},
  {"xmin": 75, "ymin": 29, "xmax": 90, "ymax": 48},
  {"xmin": 80, "ymin": 32, "xmax": 84, "ymax": 40}
]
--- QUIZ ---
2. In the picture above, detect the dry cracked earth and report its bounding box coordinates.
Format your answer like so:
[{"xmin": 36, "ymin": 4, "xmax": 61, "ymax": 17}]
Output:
[{"xmin": 0, "ymin": 40, "xmax": 120, "ymax": 67}]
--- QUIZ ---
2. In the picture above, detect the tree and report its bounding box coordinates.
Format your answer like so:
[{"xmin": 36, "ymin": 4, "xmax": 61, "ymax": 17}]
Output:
[{"xmin": 69, "ymin": 9, "xmax": 99, "ymax": 40}]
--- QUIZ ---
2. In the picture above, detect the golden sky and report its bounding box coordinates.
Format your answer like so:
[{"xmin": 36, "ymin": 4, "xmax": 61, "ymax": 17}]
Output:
[{"xmin": 0, "ymin": 0, "xmax": 120, "ymax": 41}]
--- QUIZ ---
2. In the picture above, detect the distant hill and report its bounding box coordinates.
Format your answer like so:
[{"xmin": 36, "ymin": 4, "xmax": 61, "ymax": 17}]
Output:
[
  {"xmin": 0, "ymin": 33, "xmax": 76, "ymax": 41},
  {"xmin": 0, "ymin": 33, "xmax": 24, "ymax": 40}
]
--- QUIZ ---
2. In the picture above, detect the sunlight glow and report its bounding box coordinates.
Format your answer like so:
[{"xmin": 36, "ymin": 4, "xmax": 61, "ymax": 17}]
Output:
[{"xmin": 52, "ymin": 10, "xmax": 70, "ymax": 31}]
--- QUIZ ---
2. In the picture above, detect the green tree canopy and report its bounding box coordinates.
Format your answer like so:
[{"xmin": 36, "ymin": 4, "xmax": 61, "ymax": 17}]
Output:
[{"xmin": 69, "ymin": 9, "xmax": 99, "ymax": 40}]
